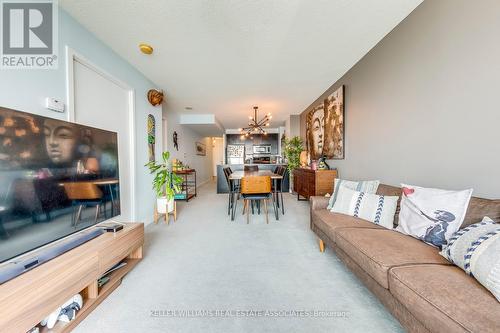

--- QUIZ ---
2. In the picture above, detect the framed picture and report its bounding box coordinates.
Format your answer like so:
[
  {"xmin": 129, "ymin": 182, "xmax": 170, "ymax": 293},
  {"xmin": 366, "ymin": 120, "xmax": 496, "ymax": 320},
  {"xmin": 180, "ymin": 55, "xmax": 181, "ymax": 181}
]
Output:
[
  {"xmin": 306, "ymin": 85, "xmax": 344, "ymax": 160},
  {"xmin": 195, "ymin": 142, "xmax": 206, "ymax": 156}
]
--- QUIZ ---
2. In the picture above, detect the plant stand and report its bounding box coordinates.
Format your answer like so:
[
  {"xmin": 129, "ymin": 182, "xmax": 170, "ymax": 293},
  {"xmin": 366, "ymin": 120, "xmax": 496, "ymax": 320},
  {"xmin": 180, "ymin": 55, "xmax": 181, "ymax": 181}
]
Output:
[{"xmin": 154, "ymin": 201, "xmax": 177, "ymax": 224}]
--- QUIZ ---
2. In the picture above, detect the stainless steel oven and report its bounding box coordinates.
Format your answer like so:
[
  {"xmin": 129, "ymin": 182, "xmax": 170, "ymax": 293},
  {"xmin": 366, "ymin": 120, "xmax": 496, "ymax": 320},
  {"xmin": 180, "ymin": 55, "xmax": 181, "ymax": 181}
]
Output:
[{"xmin": 253, "ymin": 145, "xmax": 271, "ymax": 154}]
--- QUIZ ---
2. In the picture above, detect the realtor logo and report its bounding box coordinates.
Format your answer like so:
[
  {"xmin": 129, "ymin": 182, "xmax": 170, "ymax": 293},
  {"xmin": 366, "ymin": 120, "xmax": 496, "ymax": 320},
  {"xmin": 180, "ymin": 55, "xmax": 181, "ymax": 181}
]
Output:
[{"xmin": 1, "ymin": 0, "xmax": 58, "ymax": 69}]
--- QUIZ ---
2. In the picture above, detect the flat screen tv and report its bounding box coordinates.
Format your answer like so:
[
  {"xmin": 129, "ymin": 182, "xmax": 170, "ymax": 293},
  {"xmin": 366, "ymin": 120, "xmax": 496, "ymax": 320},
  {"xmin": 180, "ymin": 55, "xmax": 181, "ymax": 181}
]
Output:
[{"xmin": 0, "ymin": 106, "xmax": 120, "ymax": 263}]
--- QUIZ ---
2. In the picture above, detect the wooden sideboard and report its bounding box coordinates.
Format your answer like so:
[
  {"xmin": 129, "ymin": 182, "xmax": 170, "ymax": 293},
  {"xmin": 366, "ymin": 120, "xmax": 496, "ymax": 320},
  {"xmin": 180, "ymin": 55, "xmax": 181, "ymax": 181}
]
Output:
[
  {"xmin": 293, "ymin": 168, "xmax": 338, "ymax": 200},
  {"xmin": 0, "ymin": 223, "xmax": 144, "ymax": 333}
]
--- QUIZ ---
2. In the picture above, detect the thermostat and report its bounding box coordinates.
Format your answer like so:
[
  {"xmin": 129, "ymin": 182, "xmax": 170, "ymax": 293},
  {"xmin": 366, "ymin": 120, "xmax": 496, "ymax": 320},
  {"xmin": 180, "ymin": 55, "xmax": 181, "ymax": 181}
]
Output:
[{"xmin": 45, "ymin": 97, "xmax": 65, "ymax": 113}]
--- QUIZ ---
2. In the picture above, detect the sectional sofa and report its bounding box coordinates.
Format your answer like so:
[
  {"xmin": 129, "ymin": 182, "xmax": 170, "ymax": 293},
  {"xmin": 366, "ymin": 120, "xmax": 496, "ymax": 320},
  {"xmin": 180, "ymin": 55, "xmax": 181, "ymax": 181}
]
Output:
[{"xmin": 310, "ymin": 184, "xmax": 500, "ymax": 333}]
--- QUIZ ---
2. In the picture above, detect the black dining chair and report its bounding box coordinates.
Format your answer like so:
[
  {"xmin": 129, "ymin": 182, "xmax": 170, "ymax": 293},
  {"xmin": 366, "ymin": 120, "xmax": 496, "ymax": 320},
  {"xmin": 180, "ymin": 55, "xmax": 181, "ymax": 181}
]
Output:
[
  {"xmin": 244, "ymin": 165, "xmax": 259, "ymax": 172},
  {"xmin": 223, "ymin": 167, "xmax": 234, "ymax": 215},
  {"xmin": 274, "ymin": 166, "xmax": 286, "ymax": 215}
]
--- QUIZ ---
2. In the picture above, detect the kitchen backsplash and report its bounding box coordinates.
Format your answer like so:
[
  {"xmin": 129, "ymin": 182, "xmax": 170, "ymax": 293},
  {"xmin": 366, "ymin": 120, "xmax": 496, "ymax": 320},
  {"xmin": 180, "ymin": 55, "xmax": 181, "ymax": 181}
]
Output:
[{"xmin": 226, "ymin": 134, "xmax": 279, "ymax": 155}]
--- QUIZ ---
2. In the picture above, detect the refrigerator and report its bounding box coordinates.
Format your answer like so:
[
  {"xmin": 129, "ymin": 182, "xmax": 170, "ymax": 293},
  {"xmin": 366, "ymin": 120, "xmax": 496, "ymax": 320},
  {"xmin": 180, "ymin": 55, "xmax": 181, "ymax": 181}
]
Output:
[{"xmin": 226, "ymin": 144, "xmax": 245, "ymax": 164}]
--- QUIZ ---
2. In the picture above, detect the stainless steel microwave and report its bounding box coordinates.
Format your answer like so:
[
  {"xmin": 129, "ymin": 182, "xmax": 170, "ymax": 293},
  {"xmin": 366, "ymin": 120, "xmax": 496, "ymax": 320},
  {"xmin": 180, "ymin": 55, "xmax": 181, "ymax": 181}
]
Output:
[{"xmin": 253, "ymin": 145, "xmax": 271, "ymax": 154}]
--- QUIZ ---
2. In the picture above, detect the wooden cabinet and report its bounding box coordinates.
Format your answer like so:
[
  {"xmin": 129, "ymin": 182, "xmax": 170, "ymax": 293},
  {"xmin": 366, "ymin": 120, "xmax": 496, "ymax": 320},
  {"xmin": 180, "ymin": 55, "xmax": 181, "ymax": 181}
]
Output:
[
  {"xmin": 293, "ymin": 168, "xmax": 337, "ymax": 200},
  {"xmin": 0, "ymin": 223, "xmax": 144, "ymax": 333}
]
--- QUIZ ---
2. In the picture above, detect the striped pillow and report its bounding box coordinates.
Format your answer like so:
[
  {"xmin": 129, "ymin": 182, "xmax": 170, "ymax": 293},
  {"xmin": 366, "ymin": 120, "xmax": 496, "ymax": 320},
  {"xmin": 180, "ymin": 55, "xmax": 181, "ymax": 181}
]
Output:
[
  {"xmin": 327, "ymin": 178, "xmax": 380, "ymax": 210},
  {"xmin": 330, "ymin": 186, "xmax": 398, "ymax": 229},
  {"xmin": 441, "ymin": 217, "xmax": 500, "ymax": 302}
]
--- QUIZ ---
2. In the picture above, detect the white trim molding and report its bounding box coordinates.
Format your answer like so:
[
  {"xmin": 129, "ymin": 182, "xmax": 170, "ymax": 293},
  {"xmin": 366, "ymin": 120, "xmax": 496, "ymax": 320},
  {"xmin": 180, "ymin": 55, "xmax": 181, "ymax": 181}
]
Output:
[{"xmin": 65, "ymin": 46, "xmax": 137, "ymax": 220}]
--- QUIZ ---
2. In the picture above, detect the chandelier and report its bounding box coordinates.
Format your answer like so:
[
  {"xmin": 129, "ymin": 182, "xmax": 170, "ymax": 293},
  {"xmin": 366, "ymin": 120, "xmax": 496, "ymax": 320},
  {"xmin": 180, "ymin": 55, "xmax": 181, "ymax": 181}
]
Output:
[{"xmin": 239, "ymin": 106, "xmax": 272, "ymax": 137}]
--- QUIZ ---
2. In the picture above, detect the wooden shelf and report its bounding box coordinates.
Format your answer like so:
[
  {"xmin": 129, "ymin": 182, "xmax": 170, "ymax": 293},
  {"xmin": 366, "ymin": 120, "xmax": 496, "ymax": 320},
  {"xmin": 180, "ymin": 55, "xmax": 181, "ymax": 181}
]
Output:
[
  {"xmin": 0, "ymin": 223, "xmax": 144, "ymax": 333},
  {"xmin": 98, "ymin": 258, "xmax": 140, "ymax": 295}
]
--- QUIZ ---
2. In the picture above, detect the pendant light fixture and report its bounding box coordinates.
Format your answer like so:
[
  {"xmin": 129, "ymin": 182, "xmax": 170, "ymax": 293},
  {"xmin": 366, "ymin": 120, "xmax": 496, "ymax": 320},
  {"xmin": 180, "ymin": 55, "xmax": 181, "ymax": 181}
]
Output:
[{"xmin": 238, "ymin": 106, "xmax": 272, "ymax": 137}]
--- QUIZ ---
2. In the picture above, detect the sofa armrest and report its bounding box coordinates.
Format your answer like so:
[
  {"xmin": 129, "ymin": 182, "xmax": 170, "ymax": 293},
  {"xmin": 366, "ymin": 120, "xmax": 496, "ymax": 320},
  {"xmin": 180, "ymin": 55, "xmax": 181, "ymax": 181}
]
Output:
[{"xmin": 310, "ymin": 196, "xmax": 330, "ymax": 211}]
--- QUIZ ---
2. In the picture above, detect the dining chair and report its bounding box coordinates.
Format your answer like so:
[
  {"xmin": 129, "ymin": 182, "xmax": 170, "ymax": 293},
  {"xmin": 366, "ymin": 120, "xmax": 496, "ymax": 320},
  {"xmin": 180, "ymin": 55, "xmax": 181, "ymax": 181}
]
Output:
[
  {"xmin": 244, "ymin": 165, "xmax": 259, "ymax": 172},
  {"xmin": 240, "ymin": 176, "xmax": 273, "ymax": 224},
  {"xmin": 63, "ymin": 183, "xmax": 104, "ymax": 226},
  {"xmin": 276, "ymin": 166, "xmax": 286, "ymax": 215},
  {"xmin": 223, "ymin": 167, "xmax": 234, "ymax": 215}
]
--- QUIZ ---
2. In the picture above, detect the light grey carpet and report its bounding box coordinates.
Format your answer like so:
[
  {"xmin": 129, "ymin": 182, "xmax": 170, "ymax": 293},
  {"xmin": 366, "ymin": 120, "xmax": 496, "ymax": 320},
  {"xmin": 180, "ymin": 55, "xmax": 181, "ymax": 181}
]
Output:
[{"xmin": 74, "ymin": 181, "xmax": 403, "ymax": 333}]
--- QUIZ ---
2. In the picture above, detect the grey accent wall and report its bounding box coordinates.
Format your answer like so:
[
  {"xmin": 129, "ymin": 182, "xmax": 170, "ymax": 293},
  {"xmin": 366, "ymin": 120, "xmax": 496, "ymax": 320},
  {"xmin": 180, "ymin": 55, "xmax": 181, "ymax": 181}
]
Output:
[{"xmin": 299, "ymin": 0, "xmax": 500, "ymax": 199}]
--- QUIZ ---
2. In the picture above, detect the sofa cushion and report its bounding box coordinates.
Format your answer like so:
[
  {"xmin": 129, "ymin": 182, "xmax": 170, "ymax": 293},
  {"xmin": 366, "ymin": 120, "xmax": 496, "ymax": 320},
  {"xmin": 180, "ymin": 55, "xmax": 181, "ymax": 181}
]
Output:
[
  {"xmin": 312, "ymin": 210, "xmax": 383, "ymax": 240},
  {"xmin": 331, "ymin": 186, "xmax": 398, "ymax": 229},
  {"xmin": 335, "ymin": 228, "xmax": 450, "ymax": 288},
  {"xmin": 389, "ymin": 264, "xmax": 500, "ymax": 333},
  {"xmin": 462, "ymin": 196, "xmax": 500, "ymax": 227},
  {"xmin": 376, "ymin": 184, "xmax": 402, "ymax": 226},
  {"xmin": 327, "ymin": 178, "xmax": 380, "ymax": 210}
]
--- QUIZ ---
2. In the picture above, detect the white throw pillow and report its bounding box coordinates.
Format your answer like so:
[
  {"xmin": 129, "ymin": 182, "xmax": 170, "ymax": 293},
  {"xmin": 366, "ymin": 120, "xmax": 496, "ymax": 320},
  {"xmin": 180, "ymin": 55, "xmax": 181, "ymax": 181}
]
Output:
[
  {"xmin": 396, "ymin": 184, "xmax": 473, "ymax": 248},
  {"xmin": 331, "ymin": 186, "xmax": 398, "ymax": 229},
  {"xmin": 327, "ymin": 178, "xmax": 380, "ymax": 210},
  {"xmin": 441, "ymin": 217, "xmax": 500, "ymax": 302}
]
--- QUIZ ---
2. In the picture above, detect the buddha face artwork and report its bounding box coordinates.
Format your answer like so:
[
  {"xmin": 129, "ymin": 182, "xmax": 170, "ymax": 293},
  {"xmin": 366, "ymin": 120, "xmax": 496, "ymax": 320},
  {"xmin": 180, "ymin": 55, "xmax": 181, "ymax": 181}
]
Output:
[{"xmin": 306, "ymin": 85, "xmax": 344, "ymax": 160}]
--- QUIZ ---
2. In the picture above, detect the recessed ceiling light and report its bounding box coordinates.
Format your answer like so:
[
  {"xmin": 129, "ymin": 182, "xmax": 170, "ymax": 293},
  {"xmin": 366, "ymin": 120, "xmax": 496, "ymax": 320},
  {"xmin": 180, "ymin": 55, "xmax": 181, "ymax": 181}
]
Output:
[
  {"xmin": 185, "ymin": 106, "xmax": 193, "ymax": 110},
  {"xmin": 139, "ymin": 43, "xmax": 154, "ymax": 55}
]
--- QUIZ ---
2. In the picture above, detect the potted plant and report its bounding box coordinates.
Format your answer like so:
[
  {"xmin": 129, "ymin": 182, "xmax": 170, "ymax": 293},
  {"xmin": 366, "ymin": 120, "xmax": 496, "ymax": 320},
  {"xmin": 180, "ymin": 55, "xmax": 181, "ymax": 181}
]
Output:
[
  {"xmin": 145, "ymin": 151, "xmax": 183, "ymax": 213},
  {"xmin": 283, "ymin": 136, "xmax": 304, "ymax": 193}
]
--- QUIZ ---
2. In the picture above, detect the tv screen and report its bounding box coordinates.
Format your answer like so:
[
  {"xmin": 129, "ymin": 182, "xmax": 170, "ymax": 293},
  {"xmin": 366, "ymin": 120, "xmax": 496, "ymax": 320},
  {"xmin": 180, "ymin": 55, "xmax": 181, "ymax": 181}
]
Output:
[{"xmin": 0, "ymin": 107, "xmax": 120, "ymax": 263}]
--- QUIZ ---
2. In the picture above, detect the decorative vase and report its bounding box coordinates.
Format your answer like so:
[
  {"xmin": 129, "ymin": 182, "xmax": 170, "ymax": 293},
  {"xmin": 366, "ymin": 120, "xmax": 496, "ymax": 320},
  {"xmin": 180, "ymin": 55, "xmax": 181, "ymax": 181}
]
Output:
[{"xmin": 157, "ymin": 197, "xmax": 175, "ymax": 213}]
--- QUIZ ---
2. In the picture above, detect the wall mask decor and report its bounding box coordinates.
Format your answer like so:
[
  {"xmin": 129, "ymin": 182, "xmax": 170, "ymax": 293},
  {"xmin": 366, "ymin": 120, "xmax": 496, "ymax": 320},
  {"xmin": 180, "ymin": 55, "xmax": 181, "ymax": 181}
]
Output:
[
  {"xmin": 147, "ymin": 114, "xmax": 156, "ymax": 162},
  {"xmin": 147, "ymin": 89, "xmax": 164, "ymax": 106},
  {"xmin": 306, "ymin": 85, "xmax": 344, "ymax": 160},
  {"xmin": 173, "ymin": 131, "xmax": 178, "ymax": 151}
]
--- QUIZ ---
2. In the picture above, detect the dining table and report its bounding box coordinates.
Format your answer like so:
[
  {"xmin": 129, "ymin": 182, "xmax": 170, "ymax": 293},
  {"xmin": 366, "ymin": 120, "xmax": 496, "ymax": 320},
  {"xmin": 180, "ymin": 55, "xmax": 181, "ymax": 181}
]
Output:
[{"xmin": 228, "ymin": 170, "xmax": 283, "ymax": 221}]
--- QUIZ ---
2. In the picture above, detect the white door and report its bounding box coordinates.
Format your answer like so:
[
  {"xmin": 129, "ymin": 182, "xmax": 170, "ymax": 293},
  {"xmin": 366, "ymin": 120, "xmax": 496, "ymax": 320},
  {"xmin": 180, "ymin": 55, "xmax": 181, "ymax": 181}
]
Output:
[
  {"xmin": 72, "ymin": 57, "xmax": 135, "ymax": 221},
  {"xmin": 212, "ymin": 137, "xmax": 223, "ymax": 177}
]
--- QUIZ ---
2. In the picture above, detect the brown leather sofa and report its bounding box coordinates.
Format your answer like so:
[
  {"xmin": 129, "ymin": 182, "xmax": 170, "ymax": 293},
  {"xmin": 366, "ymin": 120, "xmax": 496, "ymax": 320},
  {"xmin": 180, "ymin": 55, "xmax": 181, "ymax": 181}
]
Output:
[{"xmin": 310, "ymin": 184, "xmax": 500, "ymax": 333}]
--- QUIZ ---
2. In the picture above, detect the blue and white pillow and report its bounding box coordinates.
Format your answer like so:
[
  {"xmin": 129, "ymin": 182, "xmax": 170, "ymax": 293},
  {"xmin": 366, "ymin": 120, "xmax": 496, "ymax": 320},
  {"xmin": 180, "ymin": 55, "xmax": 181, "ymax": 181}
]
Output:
[
  {"xmin": 330, "ymin": 186, "xmax": 398, "ymax": 229},
  {"xmin": 327, "ymin": 178, "xmax": 380, "ymax": 210},
  {"xmin": 441, "ymin": 217, "xmax": 500, "ymax": 302}
]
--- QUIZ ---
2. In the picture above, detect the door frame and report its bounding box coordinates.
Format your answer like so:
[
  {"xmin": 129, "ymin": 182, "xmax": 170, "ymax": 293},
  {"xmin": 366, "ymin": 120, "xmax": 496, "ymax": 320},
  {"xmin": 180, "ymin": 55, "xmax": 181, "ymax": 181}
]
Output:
[{"xmin": 65, "ymin": 46, "xmax": 137, "ymax": 220}]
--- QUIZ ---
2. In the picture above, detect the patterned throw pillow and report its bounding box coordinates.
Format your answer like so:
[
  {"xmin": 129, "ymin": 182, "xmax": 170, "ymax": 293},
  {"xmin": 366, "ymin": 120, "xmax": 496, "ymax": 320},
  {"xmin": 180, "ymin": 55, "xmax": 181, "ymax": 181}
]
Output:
[
  {"xmin": 327, "ymin": 178, "xmax": 380, "ymax": 210},
  {"xmin": 330, "ymin": 186, "xmax": 398, "ymax": 229},
  {"xmin": 396, "ymin": 184, "xmax": 473, "ymax": 248},
  {"xmin": 441, "ymin": 217, "xmax": 500, "ymax": 302}
]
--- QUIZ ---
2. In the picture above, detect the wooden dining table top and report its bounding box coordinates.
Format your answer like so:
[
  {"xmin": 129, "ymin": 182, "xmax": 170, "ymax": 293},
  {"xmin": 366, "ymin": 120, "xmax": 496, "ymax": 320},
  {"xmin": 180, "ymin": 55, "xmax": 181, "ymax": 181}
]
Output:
[
  {"xmin": 58, "ymin": 178, "xmax": 119, "ymax": 186},
  {"xmin": 228, "ymin": 170, "xmax": 282, "ymax": 180}
]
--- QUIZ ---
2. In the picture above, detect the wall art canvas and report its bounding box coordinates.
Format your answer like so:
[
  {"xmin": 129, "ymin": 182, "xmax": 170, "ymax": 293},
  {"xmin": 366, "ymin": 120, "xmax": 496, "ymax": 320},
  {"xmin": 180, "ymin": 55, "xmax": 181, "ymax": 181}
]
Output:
[
  {"xmin": 306, "ymin": 85, "xmax": 344, "ymax": 160},
  {"xmin": 147, "ymin": 114, "xmax": 156, "ymax": 162},
  {"xmin": 195, "ymin": 141, "xmax": 206, "ymax": 156}
]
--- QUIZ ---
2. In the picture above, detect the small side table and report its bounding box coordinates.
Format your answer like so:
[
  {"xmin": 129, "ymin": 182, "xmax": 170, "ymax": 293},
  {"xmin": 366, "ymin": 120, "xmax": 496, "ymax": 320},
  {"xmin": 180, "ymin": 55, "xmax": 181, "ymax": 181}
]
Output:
[{"xmin": 173, "ymin": 169, "xmax": 197, "ymax": 202}]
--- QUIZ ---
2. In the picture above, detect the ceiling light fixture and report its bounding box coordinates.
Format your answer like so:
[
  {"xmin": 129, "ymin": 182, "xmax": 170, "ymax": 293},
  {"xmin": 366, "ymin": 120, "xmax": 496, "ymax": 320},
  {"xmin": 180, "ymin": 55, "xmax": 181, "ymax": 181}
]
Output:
[
  {"xmin": 238, "ymin": 106, "xmax": 271, "ymax": 136},
  {"xmin": 139, "ymin": 43, "xmax": 154, "ymax": 55}
]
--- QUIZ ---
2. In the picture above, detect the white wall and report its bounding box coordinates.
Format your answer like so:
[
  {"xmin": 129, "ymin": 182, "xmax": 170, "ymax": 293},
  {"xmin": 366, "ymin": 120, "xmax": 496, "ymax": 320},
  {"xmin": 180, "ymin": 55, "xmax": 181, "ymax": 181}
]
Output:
[
  {"xmin": 284, "ymin": 115, "xmax": 300, "ymax": 138},
  {"xmin": 0, "ymin": 9, "xmax": 162, "ymax": 224},
  {"xmin": 163, "ymin": 109, "xmax": 214, "ymax": 186},
  {"xmin": 299, "ymin": 0, "xmax": 500, "ymax": 199}
]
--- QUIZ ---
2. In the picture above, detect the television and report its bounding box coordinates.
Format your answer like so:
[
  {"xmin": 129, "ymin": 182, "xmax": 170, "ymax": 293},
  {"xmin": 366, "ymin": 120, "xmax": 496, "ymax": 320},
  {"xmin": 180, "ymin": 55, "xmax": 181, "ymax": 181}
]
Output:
[{"xmin": 0, "ymin": 106, "xmax": 120, "ymax": 264}]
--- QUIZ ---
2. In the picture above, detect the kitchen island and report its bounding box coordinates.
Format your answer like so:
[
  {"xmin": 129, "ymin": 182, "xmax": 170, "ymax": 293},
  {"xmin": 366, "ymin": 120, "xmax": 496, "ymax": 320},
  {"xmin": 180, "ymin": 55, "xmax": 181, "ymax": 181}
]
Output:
[{"xmin": 216, "ymin": 164, "xmax": 289, "ymax": 193}]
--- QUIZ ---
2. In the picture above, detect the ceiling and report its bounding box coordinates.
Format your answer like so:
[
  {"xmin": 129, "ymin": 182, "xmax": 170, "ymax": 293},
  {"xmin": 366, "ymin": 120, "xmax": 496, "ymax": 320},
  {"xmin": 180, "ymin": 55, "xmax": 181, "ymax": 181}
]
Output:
[{"xmin": 60, "ymin": 0, "xmax": 422, "ymax": 129}]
